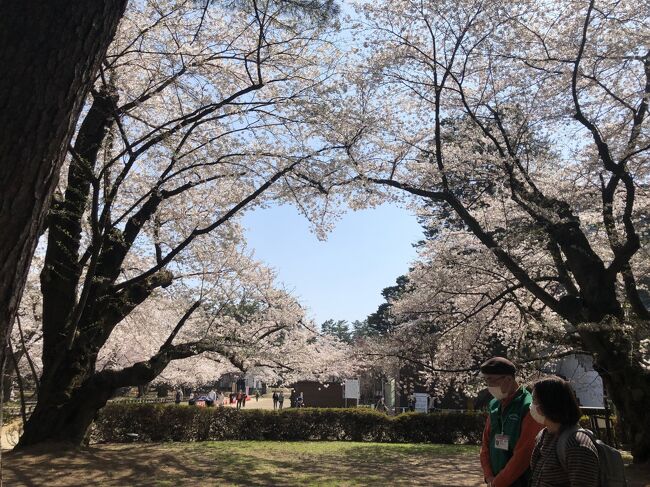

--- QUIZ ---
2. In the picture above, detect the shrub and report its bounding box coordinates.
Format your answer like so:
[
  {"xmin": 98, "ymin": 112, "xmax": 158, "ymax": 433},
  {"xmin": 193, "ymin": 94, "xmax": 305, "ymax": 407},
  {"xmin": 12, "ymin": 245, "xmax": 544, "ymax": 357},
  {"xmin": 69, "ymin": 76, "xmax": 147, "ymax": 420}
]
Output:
[{"xmin": 91, "ymin": 404, "xmax": 487, "ymax": 445}]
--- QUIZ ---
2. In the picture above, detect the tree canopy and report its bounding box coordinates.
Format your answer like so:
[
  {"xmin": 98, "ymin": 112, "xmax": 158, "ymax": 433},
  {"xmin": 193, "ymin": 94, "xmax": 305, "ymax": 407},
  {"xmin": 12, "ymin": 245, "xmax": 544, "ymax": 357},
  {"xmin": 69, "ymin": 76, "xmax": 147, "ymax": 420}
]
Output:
[
  {"xmin": 4, "ymin": 0, "xmax": 650, "ymax": 462},
  {"xmin": 324, "ymin": 0, "xmax": 649, "ymax": 461}
]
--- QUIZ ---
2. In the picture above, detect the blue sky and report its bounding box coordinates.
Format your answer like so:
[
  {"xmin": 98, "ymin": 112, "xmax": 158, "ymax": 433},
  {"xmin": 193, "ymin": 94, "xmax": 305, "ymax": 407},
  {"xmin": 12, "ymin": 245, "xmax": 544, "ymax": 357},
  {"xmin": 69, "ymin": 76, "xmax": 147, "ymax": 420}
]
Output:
[{"xmin": 242, "ymin": 204, "xmax": 423, "ymax": 325}]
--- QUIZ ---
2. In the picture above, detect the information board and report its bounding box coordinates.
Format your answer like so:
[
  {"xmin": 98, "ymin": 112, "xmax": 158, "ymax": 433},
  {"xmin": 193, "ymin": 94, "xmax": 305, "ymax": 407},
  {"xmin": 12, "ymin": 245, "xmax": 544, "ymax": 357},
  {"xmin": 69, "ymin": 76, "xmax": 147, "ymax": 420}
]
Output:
[
  {"xmin": 414, "ymin": 393, "xmax": 429, "ymax": 413},
  {"xmin": 344, "ymin": 379, "xmax": 360, "ymax": 399}
]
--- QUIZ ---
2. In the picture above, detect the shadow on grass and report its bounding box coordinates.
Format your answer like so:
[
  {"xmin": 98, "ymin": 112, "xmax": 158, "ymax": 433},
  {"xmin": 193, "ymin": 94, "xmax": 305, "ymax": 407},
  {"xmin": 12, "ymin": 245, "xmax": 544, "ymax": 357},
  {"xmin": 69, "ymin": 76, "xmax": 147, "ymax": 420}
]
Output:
[{"xmin": 3, "ymin": 442, "xmax": 485, "ymax": 486}]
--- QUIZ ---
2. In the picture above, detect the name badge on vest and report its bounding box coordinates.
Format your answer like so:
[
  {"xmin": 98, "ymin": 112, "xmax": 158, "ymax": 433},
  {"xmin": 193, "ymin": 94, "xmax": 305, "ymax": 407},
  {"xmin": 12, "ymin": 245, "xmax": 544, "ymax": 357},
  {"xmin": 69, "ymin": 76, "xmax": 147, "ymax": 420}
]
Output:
[{"xmin": 495, "ymin": 434, "xmax": 510, "ymax": 450}]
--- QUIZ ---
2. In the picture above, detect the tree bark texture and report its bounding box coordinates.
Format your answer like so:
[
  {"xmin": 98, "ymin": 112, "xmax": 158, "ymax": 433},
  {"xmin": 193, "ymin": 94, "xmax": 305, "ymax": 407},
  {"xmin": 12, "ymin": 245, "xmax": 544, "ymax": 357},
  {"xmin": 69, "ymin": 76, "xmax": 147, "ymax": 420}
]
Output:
[
  {"xmin": 18, "ymin": 368, "xmax": 116, "ymax": 446},
  {"xmin": 18, "ymin": 336, "xmax": 201, "ymax": 447},
  {"xmin": 2, "ymin": 346, "xmax": 15, "ymax": 402},
  {"xmin": 0, "ymin": 0, "xmax": 127, "ymax": 370},
  {"xmin": 579, "ymin": 327, "xmax": 650, "ymax": 463},
  {"xmin": 17, "ymin": 87, "xmax": 186, "ymax": 447}
]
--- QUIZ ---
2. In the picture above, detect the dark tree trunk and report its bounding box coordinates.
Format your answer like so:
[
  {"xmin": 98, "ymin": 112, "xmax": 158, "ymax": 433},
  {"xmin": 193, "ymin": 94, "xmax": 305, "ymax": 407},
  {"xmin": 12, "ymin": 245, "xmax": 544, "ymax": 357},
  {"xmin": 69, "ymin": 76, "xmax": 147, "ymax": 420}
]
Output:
[
  {"xmin": 579, "ymin": 327, "xmax": 650, "ymax": 463},
  {"xmin": 18, "ymin": 368, "xmax": 115, "ymax": 447},
  {"xmin": 18, "ymin": 339, "xmax": 116, "ymax": 447},
  {"xmin": 2, "ymin": 368, "xmax": 14, "ymax": 403},
  {"xmin": 607, "ymin": 367, "xmax": 650, "ymax": 463},
  {"xmin": 137, "ymin": 383, "xmax": 150, "ymax": 398},
  {"xmin": 1, "ymin": 343, "xmax": 25, "ymax": 401},
  {"xmin": 0, "ymin": 0, "xmax": 127, "ymax": 368},
  {"xmin": 17, "ymin": 319, "xmax": 201, "ymax": 448},
  {"xmin": 40, "ymin": 88, "xmax": 118, "ymax": 373}
]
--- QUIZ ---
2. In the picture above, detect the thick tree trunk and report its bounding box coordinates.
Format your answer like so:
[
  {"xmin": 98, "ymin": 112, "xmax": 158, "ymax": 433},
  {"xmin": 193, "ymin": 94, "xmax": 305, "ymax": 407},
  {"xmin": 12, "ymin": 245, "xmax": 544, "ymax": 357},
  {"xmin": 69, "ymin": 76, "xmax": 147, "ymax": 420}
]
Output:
[
  {"xmin": 606, "ymin": 369, "xmax": 650, "ymax": 463},
  {"xmin": 580, "ymin": 326, "xmax": 650, "ymax": 463},
  {"xmin": 0, "ymin": 0, "xmax": 127, "ymax": 368},
  {"xmin": 41, "ymin": 88, "xmax": 118, "ymax": 372},
  {"xmin": 17, "ymin": 331, "xmax": 192, "ymax": 447},
  {"xmin": 17, "ymin": 344, "xmax": 97, "ymax": 447},
  {"xmin": 18, "ymin": 373, "xmax": 114, "ymax": 447}
]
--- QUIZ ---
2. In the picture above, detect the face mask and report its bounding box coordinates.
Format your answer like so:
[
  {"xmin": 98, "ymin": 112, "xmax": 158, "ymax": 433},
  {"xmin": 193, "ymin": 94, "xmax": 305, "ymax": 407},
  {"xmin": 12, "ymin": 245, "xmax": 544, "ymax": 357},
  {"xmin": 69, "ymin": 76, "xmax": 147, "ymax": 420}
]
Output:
[
  {"xmin": 529, "ymin": 403, "xmax": 546, "ymax": 425},
  {"xmin": 488, "ymin": 386, "xmax": 508, "ymax": 400}
]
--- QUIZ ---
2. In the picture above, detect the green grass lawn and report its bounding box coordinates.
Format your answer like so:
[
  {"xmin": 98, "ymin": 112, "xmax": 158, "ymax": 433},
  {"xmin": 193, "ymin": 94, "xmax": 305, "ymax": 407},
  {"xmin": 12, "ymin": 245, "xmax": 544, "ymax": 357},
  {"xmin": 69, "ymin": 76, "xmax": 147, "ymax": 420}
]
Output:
[
  {"xmin": 5, "ymin": 441, "xmax": 649, "ymax": 486},
  {"xmin": 5, "ymin": 441, "xmax": 484, "ymax": 486},
  {"xmin": 181, "ymin": 441, "xmax": 482, "ymax": 487}
]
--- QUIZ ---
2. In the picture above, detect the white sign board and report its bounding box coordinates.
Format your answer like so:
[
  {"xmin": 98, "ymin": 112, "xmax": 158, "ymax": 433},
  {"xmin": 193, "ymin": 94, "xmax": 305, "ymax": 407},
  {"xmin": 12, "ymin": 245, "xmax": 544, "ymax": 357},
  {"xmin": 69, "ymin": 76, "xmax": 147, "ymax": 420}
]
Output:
[
  {"xmin": 344, "ymin": 379, "xmax": 360, "ymax": 399},
  {"xmin": 415, "ymin": 393, "xmax": 429, "ymax": 413},
  {"xmin": 556, "ymin": 354, "xmax": 604, "ymax": 408}
]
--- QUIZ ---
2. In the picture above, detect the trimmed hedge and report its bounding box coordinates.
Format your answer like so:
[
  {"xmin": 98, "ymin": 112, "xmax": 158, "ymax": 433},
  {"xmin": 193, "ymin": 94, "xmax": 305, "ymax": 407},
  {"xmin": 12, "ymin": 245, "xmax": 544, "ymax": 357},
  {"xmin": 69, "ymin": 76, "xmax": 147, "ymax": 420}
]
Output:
[{"xmin": 91, "ymin": 404, "xmax": 486, "ymax": 445}]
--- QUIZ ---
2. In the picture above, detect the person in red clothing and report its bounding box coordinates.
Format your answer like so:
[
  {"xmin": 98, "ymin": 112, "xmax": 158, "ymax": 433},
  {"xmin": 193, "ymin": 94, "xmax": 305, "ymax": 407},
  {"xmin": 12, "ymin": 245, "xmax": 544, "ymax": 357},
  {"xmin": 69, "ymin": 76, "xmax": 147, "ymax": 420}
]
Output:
[{"xmin": 479, "ymin": 357, "xmax": 543, "ymax": 487}]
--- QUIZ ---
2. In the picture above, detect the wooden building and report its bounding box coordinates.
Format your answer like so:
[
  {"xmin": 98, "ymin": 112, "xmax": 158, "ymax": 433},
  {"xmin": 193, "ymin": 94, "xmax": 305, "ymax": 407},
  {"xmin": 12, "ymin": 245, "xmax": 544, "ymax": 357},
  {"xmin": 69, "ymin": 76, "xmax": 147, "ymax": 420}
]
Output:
[{"xmin": 291, "ymin": 381, "xmax": 358, "ymax": 408}]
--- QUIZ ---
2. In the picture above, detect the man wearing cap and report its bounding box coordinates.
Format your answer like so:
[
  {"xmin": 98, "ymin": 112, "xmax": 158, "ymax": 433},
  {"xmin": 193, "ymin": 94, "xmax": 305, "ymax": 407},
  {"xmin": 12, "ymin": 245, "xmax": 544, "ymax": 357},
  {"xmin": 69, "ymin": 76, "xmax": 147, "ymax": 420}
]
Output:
[{"xmin": 479, "ymin": 357, "xmax": 542, "ymax": 487}]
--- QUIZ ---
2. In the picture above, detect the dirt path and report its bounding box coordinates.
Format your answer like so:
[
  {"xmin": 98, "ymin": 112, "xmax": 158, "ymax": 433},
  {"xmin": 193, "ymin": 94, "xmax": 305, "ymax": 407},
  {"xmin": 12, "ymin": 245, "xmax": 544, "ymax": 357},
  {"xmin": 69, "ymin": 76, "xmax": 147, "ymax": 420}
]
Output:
[
  {"xmin": 209, "ymin": 395, "xmax": 278, "ymax": 410},
  {"xmin": 1, "ymin": 419, "xmax": 21, "ymax": 450}
]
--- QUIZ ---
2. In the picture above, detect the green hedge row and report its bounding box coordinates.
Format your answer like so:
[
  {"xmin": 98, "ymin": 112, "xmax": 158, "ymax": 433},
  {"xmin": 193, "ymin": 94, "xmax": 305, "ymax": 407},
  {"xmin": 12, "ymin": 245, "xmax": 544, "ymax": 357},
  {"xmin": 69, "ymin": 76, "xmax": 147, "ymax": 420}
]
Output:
[{"xmin": 91, "ymin": 404, "xmax": 486, "ymax": 444}]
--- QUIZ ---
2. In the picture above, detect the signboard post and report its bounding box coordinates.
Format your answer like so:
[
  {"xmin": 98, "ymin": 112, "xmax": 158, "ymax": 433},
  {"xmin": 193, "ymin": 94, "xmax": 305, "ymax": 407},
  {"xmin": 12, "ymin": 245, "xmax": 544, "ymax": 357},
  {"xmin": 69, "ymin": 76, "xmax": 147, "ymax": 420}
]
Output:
[
  {"xmin": 414, "ymin": 393, "xmax": 429, "ymax": 413},
  {"xmin": 344, "ymin": 379, "xmax": 360, "ymax": 407},
  {"xmin": 385, "ymin": 379, "xmax": 395, "ymax": 411}
]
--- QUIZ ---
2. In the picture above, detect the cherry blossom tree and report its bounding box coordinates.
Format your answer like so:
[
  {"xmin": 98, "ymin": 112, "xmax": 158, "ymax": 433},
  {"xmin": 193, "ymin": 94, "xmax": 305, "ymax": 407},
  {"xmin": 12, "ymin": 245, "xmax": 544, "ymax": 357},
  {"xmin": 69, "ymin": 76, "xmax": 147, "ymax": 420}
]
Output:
[
  {"xmin": 96, "ymin": 233, "xmax": 353, "ymax": 392},
  {"xmin": 366, "ymin": 230, "xmax": 576, "ymax": 394},
  {"xmin": 0, "ymin": 0, "xmax": 339, "ymax": 378},
  {"xmin": 332, "ymin": 0, "xmax": 650, "ymax": 461},
  {"xmin": 18, "ymin": 0, "xmax": 349, "ymax": 447},
  {"xmin": 14, "ymin": 233, "xmax": 355, "ymax": 429},
  {"xmin": 0, "ymin": 0, "xmax": 128, "ymax": 376}
]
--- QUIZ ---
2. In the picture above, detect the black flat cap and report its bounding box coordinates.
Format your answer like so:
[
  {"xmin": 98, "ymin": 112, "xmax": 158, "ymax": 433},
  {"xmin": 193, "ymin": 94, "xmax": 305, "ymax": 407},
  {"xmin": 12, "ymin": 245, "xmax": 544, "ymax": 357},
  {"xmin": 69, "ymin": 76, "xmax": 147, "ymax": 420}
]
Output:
[{"xmin": 480, "ymin": 357, "xmax": 517, "ymax": 376}]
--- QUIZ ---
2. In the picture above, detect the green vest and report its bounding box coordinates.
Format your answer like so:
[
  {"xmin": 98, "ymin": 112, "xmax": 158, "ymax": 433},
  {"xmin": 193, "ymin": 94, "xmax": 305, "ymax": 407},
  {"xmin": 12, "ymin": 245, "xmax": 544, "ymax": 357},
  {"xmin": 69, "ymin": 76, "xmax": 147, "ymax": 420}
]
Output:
[{"xmin": 488, "ymin": 386, "xmax": 532, "ymax": 487}]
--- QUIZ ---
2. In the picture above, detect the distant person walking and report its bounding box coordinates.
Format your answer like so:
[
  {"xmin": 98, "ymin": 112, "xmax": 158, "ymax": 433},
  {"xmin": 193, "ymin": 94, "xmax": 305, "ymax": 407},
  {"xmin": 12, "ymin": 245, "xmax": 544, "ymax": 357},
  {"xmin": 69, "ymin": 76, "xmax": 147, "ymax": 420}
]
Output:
[
  {"xmin": 289, "ymin": 390, "xmax": 297, "ymax": 408},
  {"xmin": 174, "ymin": 388, "xmax": 183, "ymax": 405},
  {"xmin": 207, "ymin": 389, "xmax": 217, "ymax": 407},
  {"xmin": 407, "ymin": 393, "xmax": 416, "ymax": 412},
  {"xmin": 236, "ymin": 391, "xmax": 243, "ymax": 409},
  {"xmin": 278, "ymin": 392, "xmax": 284, "ymax": 410},
  {"xmin": 375, "ymin": 395, "xmax": 388, "ymax": 413},
  {"xmin": 255, "ymin": 390, "xmax": 260, "ymax": 402},
  {"xmin": 272, "ymin": 391, "xmax": 279, "ymax": 410},
  {"xmin": 428, "ymin": 395, "xmax": 439, "ymax": 412}
]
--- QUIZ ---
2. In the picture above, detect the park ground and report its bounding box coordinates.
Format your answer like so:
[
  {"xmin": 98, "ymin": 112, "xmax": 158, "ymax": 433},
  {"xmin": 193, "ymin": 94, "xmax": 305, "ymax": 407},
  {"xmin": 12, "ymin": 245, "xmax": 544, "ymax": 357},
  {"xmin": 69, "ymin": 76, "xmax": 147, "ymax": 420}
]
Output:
[{"xmin": 3, "ymin": 441, "xmax": 650, "ymax": 487}]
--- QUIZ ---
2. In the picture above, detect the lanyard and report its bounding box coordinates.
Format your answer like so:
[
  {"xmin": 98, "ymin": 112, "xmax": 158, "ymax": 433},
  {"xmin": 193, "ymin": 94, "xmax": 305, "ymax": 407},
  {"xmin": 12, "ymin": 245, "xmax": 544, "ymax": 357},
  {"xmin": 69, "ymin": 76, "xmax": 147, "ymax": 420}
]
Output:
[{"xmin": 499, "ymin": 402, "xmax": 510, "ymax": 434}]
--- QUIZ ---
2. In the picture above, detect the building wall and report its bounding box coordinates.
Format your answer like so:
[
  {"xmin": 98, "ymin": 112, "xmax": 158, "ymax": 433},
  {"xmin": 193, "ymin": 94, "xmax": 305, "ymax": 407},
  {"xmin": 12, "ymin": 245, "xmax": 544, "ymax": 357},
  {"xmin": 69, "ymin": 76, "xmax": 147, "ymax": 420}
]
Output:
[{"xmin": 292, "ymin": 381, "xmax": 357, "ymax": 408}]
